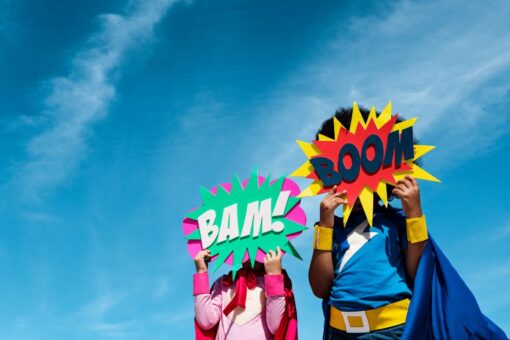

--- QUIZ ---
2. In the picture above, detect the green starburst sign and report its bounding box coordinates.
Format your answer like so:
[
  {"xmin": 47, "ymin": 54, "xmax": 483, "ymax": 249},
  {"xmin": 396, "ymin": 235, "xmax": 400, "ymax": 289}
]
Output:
[{"xmin": 185, "ymin": 170, "xmax": 307, "ymax": 278}]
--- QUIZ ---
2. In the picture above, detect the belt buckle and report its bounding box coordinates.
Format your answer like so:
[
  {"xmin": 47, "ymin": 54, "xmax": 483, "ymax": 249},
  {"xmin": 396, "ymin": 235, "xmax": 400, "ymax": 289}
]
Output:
[{"xmin": 341, "ymin": 310, "xmax": 370, "ymax": 333}]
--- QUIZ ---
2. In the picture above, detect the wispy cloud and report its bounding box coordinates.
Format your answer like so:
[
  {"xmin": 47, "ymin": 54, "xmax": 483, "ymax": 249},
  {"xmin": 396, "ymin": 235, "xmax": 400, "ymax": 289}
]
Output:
[
  {"xmin": 247, "ymin": 0, "xmax": 510, "ymax": 176},
  {"xmin": 150, "ymin": 307, "xmax": 195, "ymax": 325},
  {"xmin": 78, "ymin": 292, "xmax": 126, "ymax": 319},
  {"xmin": 73, "ymin": 291, "xmax": 132, "ymax": 337},
  {"xmin": 337, "ymin": 0, "xmax": 510, "ymax": 161},
  {"xmin": 12, "ymin": 0, "xmax": 180, "ymax": 201},
  {"xmin": 89, "ymin": 322, "xmax": 134, "ymax": 338}
]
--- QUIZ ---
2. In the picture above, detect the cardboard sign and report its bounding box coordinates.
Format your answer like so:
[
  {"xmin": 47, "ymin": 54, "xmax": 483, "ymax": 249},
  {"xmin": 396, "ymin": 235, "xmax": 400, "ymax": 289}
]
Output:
[
  {"xmin": 183, "ymin": 170, "xmax": 307, "ymax": 277},
  {"xmin": 292, "ymin": 102, "xmax": 439, "ymax": 226}
]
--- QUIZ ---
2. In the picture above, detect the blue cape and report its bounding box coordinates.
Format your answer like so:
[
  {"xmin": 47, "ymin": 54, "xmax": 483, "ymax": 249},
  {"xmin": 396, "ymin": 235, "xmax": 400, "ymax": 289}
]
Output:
[{"xmin": 322, "ymin": 237, "xmax": 508, "ymax": 339}]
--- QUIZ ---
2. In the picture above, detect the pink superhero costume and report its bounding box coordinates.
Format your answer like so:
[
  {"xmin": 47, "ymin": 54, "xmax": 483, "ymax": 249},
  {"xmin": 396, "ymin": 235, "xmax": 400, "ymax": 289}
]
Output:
[{"xmin": 193, "ymin": 270, "xmax": 286, "ymax": 340}]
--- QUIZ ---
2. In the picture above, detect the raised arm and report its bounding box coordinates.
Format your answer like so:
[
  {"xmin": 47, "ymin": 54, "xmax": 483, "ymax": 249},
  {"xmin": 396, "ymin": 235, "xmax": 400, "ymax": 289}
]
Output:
[
  {"xmin": 308, "ymin": 186, "xmax": 347, "ymax": 299},
  {"xmin": 193, "ymin": 249, "xmax": 222, "ymax": 329},
  {"xmin": 263, "ymin": 247, "xmax": 286, "ymax": 334},
  {"xmin": 392, "ymin": 175, "xmax": 428, "ymax": 282}
]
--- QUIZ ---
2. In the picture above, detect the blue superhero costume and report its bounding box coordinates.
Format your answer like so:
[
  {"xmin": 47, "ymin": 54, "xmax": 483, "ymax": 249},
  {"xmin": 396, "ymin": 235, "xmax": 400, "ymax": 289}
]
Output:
[{"xmin": 321, "ymin": 206, "xmax": 507, "ymax": 339}]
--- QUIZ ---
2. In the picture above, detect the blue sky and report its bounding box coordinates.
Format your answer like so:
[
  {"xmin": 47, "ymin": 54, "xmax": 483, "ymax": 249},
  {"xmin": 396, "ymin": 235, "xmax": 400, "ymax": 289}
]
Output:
[{"xmin": 1, "ymin": 0, "xmax": 510, "ymax": 338}]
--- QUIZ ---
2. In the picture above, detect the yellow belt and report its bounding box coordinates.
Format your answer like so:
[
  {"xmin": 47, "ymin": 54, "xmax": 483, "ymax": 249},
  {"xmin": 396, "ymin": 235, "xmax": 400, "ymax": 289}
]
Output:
[{"xmin": 330, "ymin": 299, "xmax": 410, "ymax": 333}]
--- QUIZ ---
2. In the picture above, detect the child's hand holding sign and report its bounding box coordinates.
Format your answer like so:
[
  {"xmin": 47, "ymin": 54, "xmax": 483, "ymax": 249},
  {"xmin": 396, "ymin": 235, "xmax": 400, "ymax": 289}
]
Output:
[{"xmin": 264, "ymin": 247, "xmax": 283, "ymax": 275}]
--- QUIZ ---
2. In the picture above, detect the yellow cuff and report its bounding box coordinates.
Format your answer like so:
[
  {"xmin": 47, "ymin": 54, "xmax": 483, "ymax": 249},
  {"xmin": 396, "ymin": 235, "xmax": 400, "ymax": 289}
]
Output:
[
  {"xmin": 313, "ymin": 225, "xmax": 333, "ymax": 251},
  {"xmin": 406, "ymin": 215, "xmax": 428, "ymax": 244}
]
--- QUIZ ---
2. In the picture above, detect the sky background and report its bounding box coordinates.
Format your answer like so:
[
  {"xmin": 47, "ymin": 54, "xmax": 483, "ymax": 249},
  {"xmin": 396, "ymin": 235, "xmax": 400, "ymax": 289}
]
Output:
[{"xmin": 1, "ymin": 0, "xmax": 510, "ymax": 339}]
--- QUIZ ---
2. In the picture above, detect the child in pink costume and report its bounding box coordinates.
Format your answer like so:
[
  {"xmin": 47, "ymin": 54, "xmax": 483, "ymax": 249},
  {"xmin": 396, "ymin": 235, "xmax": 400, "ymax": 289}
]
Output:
[{"xmin": 193, "ymin": 247, "xmax": 297, "ymax": 340}]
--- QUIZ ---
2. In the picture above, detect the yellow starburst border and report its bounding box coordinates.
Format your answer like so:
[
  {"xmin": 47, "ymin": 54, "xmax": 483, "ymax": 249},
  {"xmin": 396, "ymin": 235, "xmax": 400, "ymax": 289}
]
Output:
[{"xmin": 291, "ymin": 101, "xmax": 440, "ymax": 226}]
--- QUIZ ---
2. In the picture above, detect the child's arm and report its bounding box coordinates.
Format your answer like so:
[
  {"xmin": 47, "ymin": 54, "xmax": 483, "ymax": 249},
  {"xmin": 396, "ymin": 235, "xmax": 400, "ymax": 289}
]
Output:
[
  {"xmin": 392, "ymin": 175, "xmax": 427, "ymax": 282},
  {"xmin": 193, "ymin": 250, "xmax": 222, "ymax": 329},
  {"xmin": 264, "ymin": 248, "xmax": 286, "ymax": 334},
  {"xmin": 308, "ymin": 186, "xmax": 347, "ymax": 298}
]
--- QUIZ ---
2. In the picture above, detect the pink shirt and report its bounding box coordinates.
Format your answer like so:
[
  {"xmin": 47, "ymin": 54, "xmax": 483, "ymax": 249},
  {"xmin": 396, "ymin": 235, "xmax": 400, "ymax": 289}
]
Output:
[{"xmin": 193, "ymin": 272, "xmax": 286, "ymax": 340}]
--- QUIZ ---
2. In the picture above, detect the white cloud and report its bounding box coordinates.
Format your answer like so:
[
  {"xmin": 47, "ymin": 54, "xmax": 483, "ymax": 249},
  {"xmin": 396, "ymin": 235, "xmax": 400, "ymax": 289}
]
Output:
[
  {"xmin": 71, "ymin": 291, "xmax": 133, "ymax": 337},
  {"xmin": 78, "ymin": 292, "xmax": 126, "ymax": 319},
  {"xmin": 90, "ymin": 321, "xmax": 134, "ymax": 338},
  {"xmin": 248, "ymin": 0, "xmax": 510, "ymax": 176},
  {"xmin": 12, "ymin": 0, "xmax": 180, "ymax": 201},
  {"xmin": 151, "ymin": 308, "xmax": 195, "ymax": 325}
]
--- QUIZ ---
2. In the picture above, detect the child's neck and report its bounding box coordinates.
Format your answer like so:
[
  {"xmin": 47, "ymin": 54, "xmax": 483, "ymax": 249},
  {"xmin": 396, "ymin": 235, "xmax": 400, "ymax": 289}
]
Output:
[
  {"xmin": 351, "ymin": 198, "xmax": 384, "ymax": 214},
  {"xmin": 241, "ymin": 261, "xmax": 265, "ymax": 274}
]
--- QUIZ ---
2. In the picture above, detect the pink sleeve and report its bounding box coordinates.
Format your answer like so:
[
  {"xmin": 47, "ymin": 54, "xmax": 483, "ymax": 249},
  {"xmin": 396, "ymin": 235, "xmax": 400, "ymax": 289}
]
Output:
[
  {"xmin": 264, "ymin": 274, "xmax": 286, "ymax": 334},
  {"xmin": 193, "ymin": 273, "xmax": 223, "ymax": 330}
]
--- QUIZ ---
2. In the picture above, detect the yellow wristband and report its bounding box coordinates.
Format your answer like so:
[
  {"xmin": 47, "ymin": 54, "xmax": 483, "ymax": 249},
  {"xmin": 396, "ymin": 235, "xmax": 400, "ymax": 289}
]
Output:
[
  {"xmin": 313, "ymin": 225, "xmax": 333, "ymax": 251},
  {"xmin": 406, "ymin": 215, "xmax": 428, "ymax": 244}
]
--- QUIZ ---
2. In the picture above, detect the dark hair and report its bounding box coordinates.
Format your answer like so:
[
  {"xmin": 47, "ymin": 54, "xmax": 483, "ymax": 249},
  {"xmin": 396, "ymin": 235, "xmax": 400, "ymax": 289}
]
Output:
[{"xmin": 315, "ymin": 105, "xmax": 421, "ymax": 202}]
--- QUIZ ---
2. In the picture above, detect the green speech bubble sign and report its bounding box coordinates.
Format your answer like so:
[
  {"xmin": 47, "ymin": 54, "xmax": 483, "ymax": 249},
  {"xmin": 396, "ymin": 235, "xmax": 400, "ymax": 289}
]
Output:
[{"xmin": 186, "ymin": 170, "xmax": 307, "ymax": 278}]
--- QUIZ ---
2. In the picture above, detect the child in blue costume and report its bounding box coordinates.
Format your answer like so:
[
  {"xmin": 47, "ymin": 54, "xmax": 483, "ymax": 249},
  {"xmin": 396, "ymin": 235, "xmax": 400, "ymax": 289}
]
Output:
[{"xmin": 308, "ymin": 106, "xmax": 507, "ymax": 340}]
